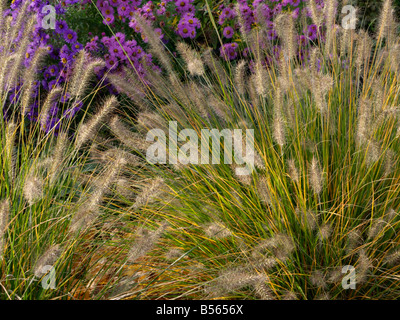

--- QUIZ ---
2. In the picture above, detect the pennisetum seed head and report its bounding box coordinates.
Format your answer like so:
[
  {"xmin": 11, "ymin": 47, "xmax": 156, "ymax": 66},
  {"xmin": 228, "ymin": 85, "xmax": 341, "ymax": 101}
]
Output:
[
  {"xmin": 378, "ymin": 0, "xmax": 395, "ymax": 41},
  {"xmin": 176, "ymin": 42, "xmax": 205, "ymax": 77},
  {"xmin": 21, "ymin": 47, "xmax": 48, "ymax": 116},
  {"xmin": 356, "ymin": 249, "xmax": 372, "ymax": 284},
  {"xmin": 310, "ymin": 270, "xmax": 327, "ymax": 289},
  {"xmin": 384, "ymin": 249, "xmax": 400, "ymax": 266},
  {"xmin": 109, "ymin": 115, "xmax": 150, "ymax": 152},
  {"xmin": 33, "ymin": 244, "xmax": 62, "ymax": 278},
  {"xmin": 131, "ymin": 177, "xmax": 166, "ymax": 211},
  {"xmin": 318, "ymin": 223, "xmax": 332, "ymax": 242},
  {"xmin": 272, "ymin": 114, "xmax": 286, "ymax": 148},
  {"xmin": 0, "ymin": 199, "xmax": 10, "ymax": 259},
  {"xmin": 282, "ymin": 291, "xmax": 298, "ymax": 300},
  {"xmin": 23, "ymin": 173, "xmax": 44, "ymax": 206},
  {"xmin": 134, "ymin": 12, "xmax": 172, "ymax": 74},
  {"xmin": 69, "ymin": 57, "xmax": 105, "ymax": 101},
  {"xmin": 203, "ymin": 222, "xmax": 233, "ymax": 239},
  {"xmin": 287, "ymin": 159, "xmax": 299, "ymax": 183},
  {"xmin": 256, "ymin": 176, "xmax": 272, "ymax": 206},
  {"xmin": 39, "ymin": 86, "xmax": 63, "ymax": 131},
  {"xmin": 275, "ymin": 13, "xmax": 297, "ymax": 61},
  {"xmin": 309, "ymin": 156, "xmax": 323, "ymax": 195},
  {"xmin": 254, "ymin": 281, "xmax": 274, "ymax": 300},
  {"xmin": 346, "ymin": 229, "xmax": 363, "ymax": 255},
  {"xmin": 234, "ymin": 60, "xmax": 247, "ymax": 96},
  {"xmin": 75, "ymin": 96, "xmax": 118, "ymax": 149},
  {"xmin": 49, "ymin": 131, "xmax": 68, "ymax": 185},
  {"xmin": 367, "ymin": 218, "xmax": 387, "ymax": 240},
  {"xmin": 136, "ymin": 112, "xmax": 166, "ymax": 134},
  {"xmin": 68, "ymin": 50, "xmax": 86, "ymax": 97},
  {"xmin": 127, "ymin": 221, "xmax": 169, "ymax": 263},
  {"xmin": 308, "ymin": 0, "xmax": 323, "ymax": 27},
  {"xmin": 5, "ymin": 121, "xmax": 17, "ymax": 181}
]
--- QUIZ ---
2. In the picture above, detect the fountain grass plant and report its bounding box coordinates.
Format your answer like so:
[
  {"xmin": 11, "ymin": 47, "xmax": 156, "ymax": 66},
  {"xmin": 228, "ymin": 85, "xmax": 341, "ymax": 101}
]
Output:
[
  {"xmin": 94, "ymin": 0, "xmax": 400, "ymax": 299},
  {"xmin": 0, "ymin": 5, "xmax": 141, "ymax": 300}
]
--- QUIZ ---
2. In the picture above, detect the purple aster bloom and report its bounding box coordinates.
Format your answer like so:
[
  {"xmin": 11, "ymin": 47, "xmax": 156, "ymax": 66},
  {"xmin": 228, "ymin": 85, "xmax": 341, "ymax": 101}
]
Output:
[
  {"xmin": 63, "ymin": 29, "xmax": 78, "ymax": 44},
  {"xmin": 114, "ymin": 32, "xmax": 126, "ymax": 43},
  {"xmin": 223, "ymin": 26, "xmax": 234, "ymax": 39},
  {"xmin": 292, "ymin": 7, "xmax": 300, "ymax": 19},
  {"xmin": 109, "ymin": 0, "xmax": 120, "ymax": 7},
  {"xmin": 55, "ymin": 20, "xmax": 68, "ymax": 34},
  {"xmin": 154, "ymin": 28, "xmax": 164, "ymax": 40},
  {"xmin": 45, "ymin": 44, "xmax": 54, "ymax": 54},
  {"xmin": 175, "ymin": 0, "xmax": 190, "ymax": 13},
  {"xmin": 291, "ymin": 0, "xmax": 301, "ymax": 7},
  {"xmin": 46, "ymin": 65, "xmax": 59, "ymax": 77},
  {"xmin": 117, "ymin": 4, "xmax": 129, "ymax": 16},
  {"xmin": 104, "ymin": 14, "xmax": 115, "ymax": 25},
  {"xmin": 60, "ymin": 92, "xmax": 71, "ymax": 103},
  {"xmin": 220, "ymin": 42, "xmax": 238, "ymax": 60},
  {"xmin": 109, "ymin": 44, "xmax": 124, "ymax": 58},
  {"xmin": 181, "ymin": 13, "xmax": 200, "ymax": 28},
  {"xmin": 72, "ymin": 42, "xmax": 83, "ymax": 52},
  {"xmin": 267, "ymin": 29, "xmax": 277, "ymax": 40},
  {"xmin": 101, "ymin": 5, "xmax": 115, "ymax": 16},
  {"xmin": 298, "ymin": 35, "xmax": 307, "ymax": 47},
  {"xmin": 48, "ymin": 79, "xmax": 60, "ymax": 90},
  {"xmin": 177, "ymin": 22, "xmax": 194, "ymax": 38},
  {"xmin": 105, "ymin": 54, "xmax": 119, "ymax": 69}
]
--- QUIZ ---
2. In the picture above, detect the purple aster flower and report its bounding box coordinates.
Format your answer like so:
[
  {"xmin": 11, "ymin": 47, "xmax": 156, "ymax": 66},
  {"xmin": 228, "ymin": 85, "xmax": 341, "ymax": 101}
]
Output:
[
  {"xmin": 109, "ymin": 0, "xmax": 120, "ymax": 7},
  {"xmin": 177, "ymin": 22, "xmax": 194, "ymax": 38},
  {"xmin": 267, "ymin": 29, "xmax": 277, "ymax": 40},
  {"xmin": 104, "ymin": 14, "xmax": 115, "ymax": 25},
  {"xmin": 101, "ymin": 5, "xmax": 115, "ymax": 17},
  {"xmin": 117, "ymin": 4, "xmax": 129, "ymax": 16},
  {"xmin": 220, "ymin": 42, "xmax": 238, "ymax": 60},
  {"xmin": 72, "ymin": 42, "xmax": 83, "ymax": 52},
  {"xmin": 60, "ymin": 92, "xmax": 71, "ymax": 103},
  {"xmin": 114, "ymin": 32, "xmax": 126, "ymax": 43},
  {"xmin": 175, "ymin": 0, "xmax": 190, "ymax": 13},
  {"xmin": 63, "ymin": 101, "xmax": 83, "ymax": 119},
  {"xmin": 223, "ymin": 26, "xmax": 234, "ymax": 39},
  {"xmin": 46, "ymin": 65, "xmax": 59, "ymax": 77},
  {"xmin": 290, "ymin": 0, "xmax": 301, "ymax": 7},
  {"xmin": 55, "ymin": 20, "xmax": 68, "ymax": 34},
  {"xmin": 105, "ymin": 54, "xmax": 119, "ymax": 69},
  {"xmin": 63, "ymin": 29, "xmax": 78, "ymax": 44}
]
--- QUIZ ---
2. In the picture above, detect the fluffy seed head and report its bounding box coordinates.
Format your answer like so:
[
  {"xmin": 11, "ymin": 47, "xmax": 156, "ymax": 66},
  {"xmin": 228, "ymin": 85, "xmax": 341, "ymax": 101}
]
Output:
[
  {"xmin": 0, "ymin": 199, "xmax": 10, "ymax": 259},
  {"xmin": 33, "ymin": 244, "xmax": 62, "ymax": 277},
  {"xmin": 203, "ymin": 222, "xmax": 233, "ymax": 239},
  {"xmin": 310, "ymin": 270, "xmax": 327, "ymax": 289},
  {"xmin": 127, "ymin": 221, "xmax": 168, "ymax": 263},
  {"xmin": 23, "ymin": 174, "xmax": 44, "ymax": 206},
  {"xmin": 75, "ymin": 96, "xmax": 118, "ymax": 148},
  {"xmin": 309, "ymin": 156, "xmax": 323, "ymax": 195},
  {"xmin": 176, "ymin": 42, "xmax": 204, "ymax": 77},
  {"xmin": 287, "ymin": 159, "xmax": 299, "ymax": 183},
  {"xmin": 131, "ymin": 178, "xmax": 166, "ymax": 210}
]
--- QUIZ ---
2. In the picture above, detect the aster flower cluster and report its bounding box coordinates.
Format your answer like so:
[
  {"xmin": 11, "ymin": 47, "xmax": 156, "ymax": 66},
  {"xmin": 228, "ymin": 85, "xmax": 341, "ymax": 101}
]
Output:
[
  {"xmin": 217, "ymin": 0, "xmax": 324, "ymax": 61},
  {"xmin": 3, "ymin": 0, "xmax": 327, "ymax": 134},
  {"xmin": 84, "ymin": 0, "xmax": 201, "ymax": 86},
  {"xmin": 3, "ymin": 0, "xmax": 86, "ymax": 133}
]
